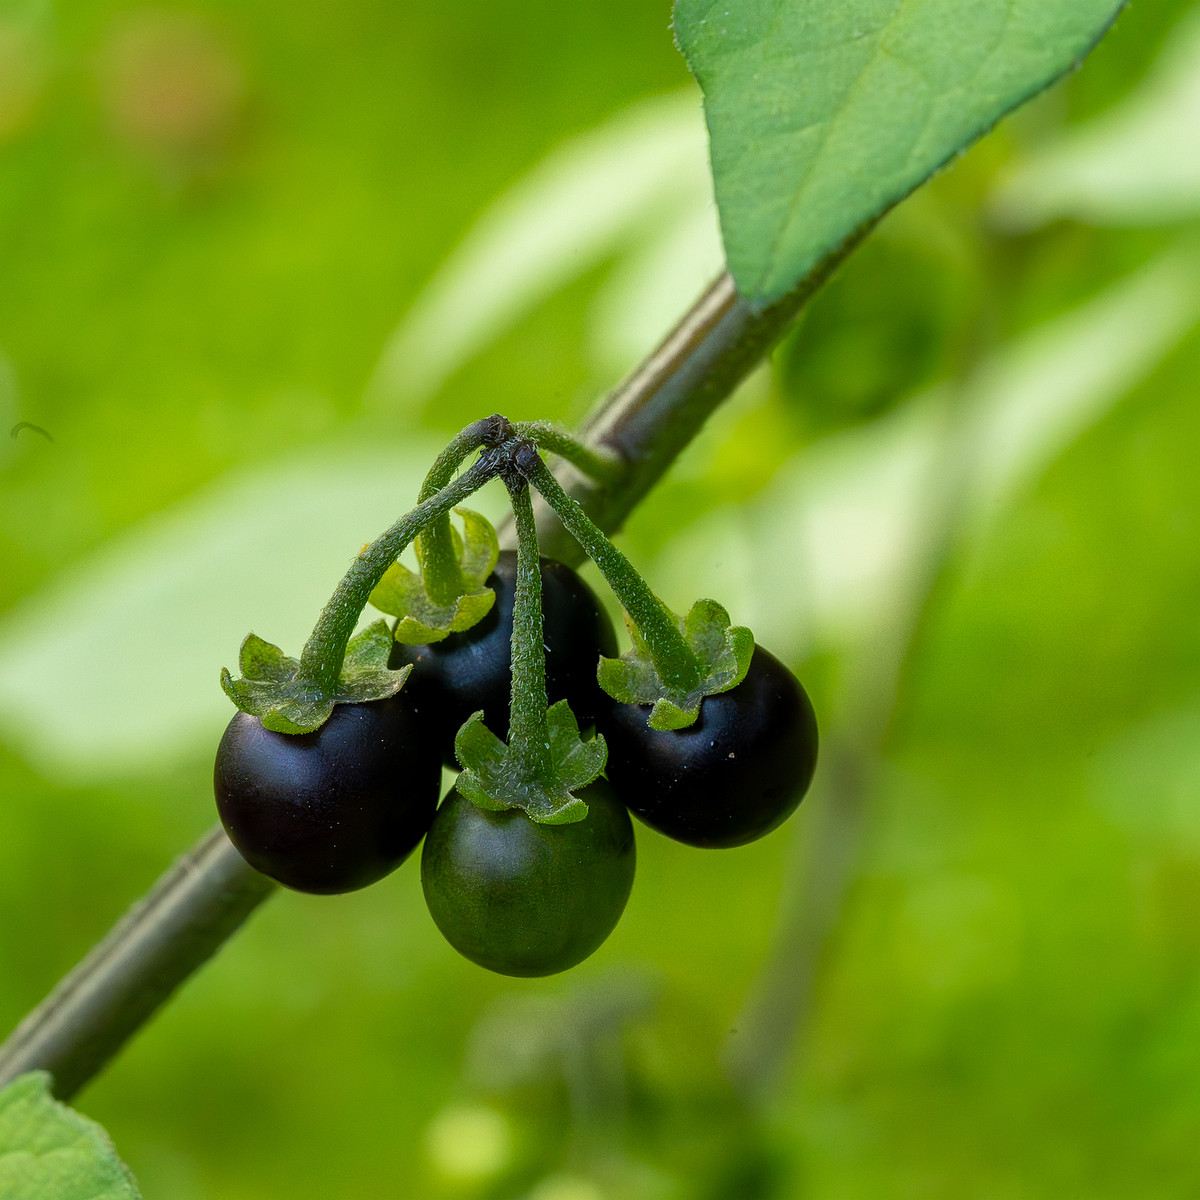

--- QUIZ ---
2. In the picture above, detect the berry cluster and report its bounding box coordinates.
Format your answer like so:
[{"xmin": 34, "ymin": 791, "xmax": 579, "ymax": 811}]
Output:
[{"xmin": 214, "ymin": 417, "xmax": 818, "ymax": 977}]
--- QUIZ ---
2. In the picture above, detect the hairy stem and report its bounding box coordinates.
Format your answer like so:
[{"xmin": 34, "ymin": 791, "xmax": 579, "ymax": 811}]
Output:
[
  {"xmin": 417, "ymin": 415, "xmax": 512, "ymax": 605},
  {"xmin": 503, "ymin": 469, "xmax": 552, "ymax": 779},
  {"xmin": 521, "ymin": 452, "xmax": 702, "ymax": 692},
  {"xmin": 299, "ymin": 452, "xmax": 501, "ymax": 691},
  {"xmin": 513, "ymin": 422, "xmax": 620, "ymax": 486},
  {"xmin": 530, "ymin": 237, "xmax": 865, "ymax": 563},
  {"xmin": 418, "ymin": 415, "xmax": 512, "ymax": 503}
]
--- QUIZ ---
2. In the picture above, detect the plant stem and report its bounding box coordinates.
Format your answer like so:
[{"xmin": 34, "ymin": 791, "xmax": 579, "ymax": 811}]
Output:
[
  {"xmin": 531, "ymin": 242, "xmax": 865, "ymax": 563},
  {"xmin": 0, "ymin": 827, "xmax": 275, "ymax": 1100},
  {"xmin": 416, "ymin": 416, "xmax": 512, "ymax": 605},
  {"xmin": 417, "ymin": 520, "xmax": 467, "ymax": 608},
  {"xmin": 0, "ymin": 252, "xmax": 851, "ymax": 1098},
  {"xmin": 299, "ymin": 451, "xmax": 501, "ymax": 691},
  {"xmin": 513, "ymin": 422, "xmax": 620, "ymax": 486},
  {"xmin": 418, "ymin": 415, "xmax": 512, "ymax": 503},
  {"xmin": 503, "ymin": 465, "xmax": 551, "ymax": 780},
  {"xmin": 519, "ymin": 450, "xmax": 702, "ymax": 693}
]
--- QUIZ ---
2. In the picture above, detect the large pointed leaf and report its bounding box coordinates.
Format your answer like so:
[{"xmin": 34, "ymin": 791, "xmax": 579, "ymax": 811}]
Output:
[
  {"xmin": 991, "ymin": 8, "xmax": 1200, "ymax": 230},
  {"xmin": 675, "ymin": 0, "xmax": 1127, "ymax": 302}
]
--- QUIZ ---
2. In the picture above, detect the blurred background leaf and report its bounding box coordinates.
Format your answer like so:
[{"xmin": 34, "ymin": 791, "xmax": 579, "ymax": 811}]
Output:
[
  {"xmin": 364, "ymin": 90, "xmax": 721, "ymax": 412},
  {"xmin": 0, "ymin": 441, "xmax": 443, "ymax": 776},
  {"xmin": 992, "ymin": 4, "xmax": 1200, "ymax": 228}
]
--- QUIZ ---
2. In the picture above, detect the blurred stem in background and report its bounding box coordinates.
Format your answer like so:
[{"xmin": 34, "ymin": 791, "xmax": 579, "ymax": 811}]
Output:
[
  {"xmin": 724, "ymin": 237, "xmax": 1001, "ymax": 1101},
  {"xmin": 724, "ymin": 400, "xmax": 976, "ymax": 1101}
]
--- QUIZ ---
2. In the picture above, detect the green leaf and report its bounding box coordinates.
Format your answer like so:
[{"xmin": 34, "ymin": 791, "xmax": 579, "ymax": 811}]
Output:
[
  {"xmin": 0, "ymin": 1072, "xmax": 141, "ymax": 1199},
  {"xmin": 598, "ymin": 599, "xmax": 754, "ymax": 730},
  {"xmin": 220, "ymin": 621, "xmax": 411, "ymax": 734},
  {"xmin": 675, "ymin": 0, "xmax": 1127, "ymax": 302},
  {"xmin": 363, "ymin": 93, "xmax": 716, "ymax": 410},
  {"xmin": 369, "ymin": 508, "xmax": 498, "ymax": 644},
  {"xmin": 990, "ymin": 9, "xmax": 1200, "ymax": 230},
  {"xmin": 454, "ymin": 702, "xmax": 606, "ymax": 824}
]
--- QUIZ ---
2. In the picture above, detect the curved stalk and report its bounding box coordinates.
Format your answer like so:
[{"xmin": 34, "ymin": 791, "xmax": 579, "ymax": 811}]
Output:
[
  {"xmin": 531, "ymin": 234, "xmax": 866, "ymax": 563},
  {"xmin": 513, "ymin": 422, "xmax": 621, "ymax": 486},
  {"xmin": 520, "ymin": 451, "xmax": 702, "ymax": 692},
  {"xmin": 416, "ymin": 415, "xmax": 513, "ymax": 605},
  {"xmin": 503, "ymin": 473, "xmax": 552, "ymax": 780},
  {"xmin": 299, "ymin": 451, "xmax": 501, "ymax": 691}
]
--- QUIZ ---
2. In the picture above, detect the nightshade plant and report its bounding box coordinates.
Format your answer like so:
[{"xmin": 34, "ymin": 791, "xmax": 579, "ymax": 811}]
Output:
[
  {"xmin": 0, "ymin": 0, "xmax": 1129, "ymax": 1193},
  {"xmin": 213, "ymin": 418, "xmax": 814, "ymax": 920}
]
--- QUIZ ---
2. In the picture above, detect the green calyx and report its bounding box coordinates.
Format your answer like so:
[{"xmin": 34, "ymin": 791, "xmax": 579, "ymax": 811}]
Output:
[
  {"xmin": 217, "ymin": 413, "xmax": 752, "ymax": 747},
  {"xmin": 598, "ymin": 598, "xmax": 754, "ymax": 731},
  {"xmin": 452, "ymin": 463, "xmax": 606, "ymax": 824},
  {"xmin": 368, "ymin": 507, "xmax": 499, "ymax": 644},
  {"xmin": 453, "ymin": 701, "xmax": 607, "ymax": 825},
  {"xmin": 220, "ymin": 621, "xmax": 411, "ymax": 734}
]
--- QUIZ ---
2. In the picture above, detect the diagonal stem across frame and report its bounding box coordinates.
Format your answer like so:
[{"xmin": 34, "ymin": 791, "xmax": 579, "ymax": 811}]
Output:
[{"xmin": 0, "ymin": 234, "xmax": 866, "ymax": 1099}]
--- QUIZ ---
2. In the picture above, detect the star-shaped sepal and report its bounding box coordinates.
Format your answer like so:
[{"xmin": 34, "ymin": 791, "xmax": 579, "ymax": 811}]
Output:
[
  {"xmin": 597, "ymin": 599, "xmax": 755, "ymax": 731},
  {"xmin": 453, "ymin": 701, "xmax": 608, "ymax": 825},
  {"xmin": 219, "ymin": 620, "xmax": 411, "ymax": 734},
  {"xmin": 368, "ymin": 507, "xmax": 498, "ymax": 645}
]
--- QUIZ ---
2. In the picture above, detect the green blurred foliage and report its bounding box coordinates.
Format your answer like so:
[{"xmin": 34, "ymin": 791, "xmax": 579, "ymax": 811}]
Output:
[{"xmin": 3, "ymin": 0, "xmax": 1200, "ymax": 1198}]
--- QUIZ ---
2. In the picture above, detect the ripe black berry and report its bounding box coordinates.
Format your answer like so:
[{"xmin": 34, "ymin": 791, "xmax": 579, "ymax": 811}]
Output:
[
  {"xmin": 597, "ymin": 645, "xmax": 817, "ymax": 848},
  {"xmin": 391, "ymin": 550, "xmax": 617, "ymax": 765},
  {"xmin": 214, "ymin": 697, "xmax": 440, "ymax": 894}
]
